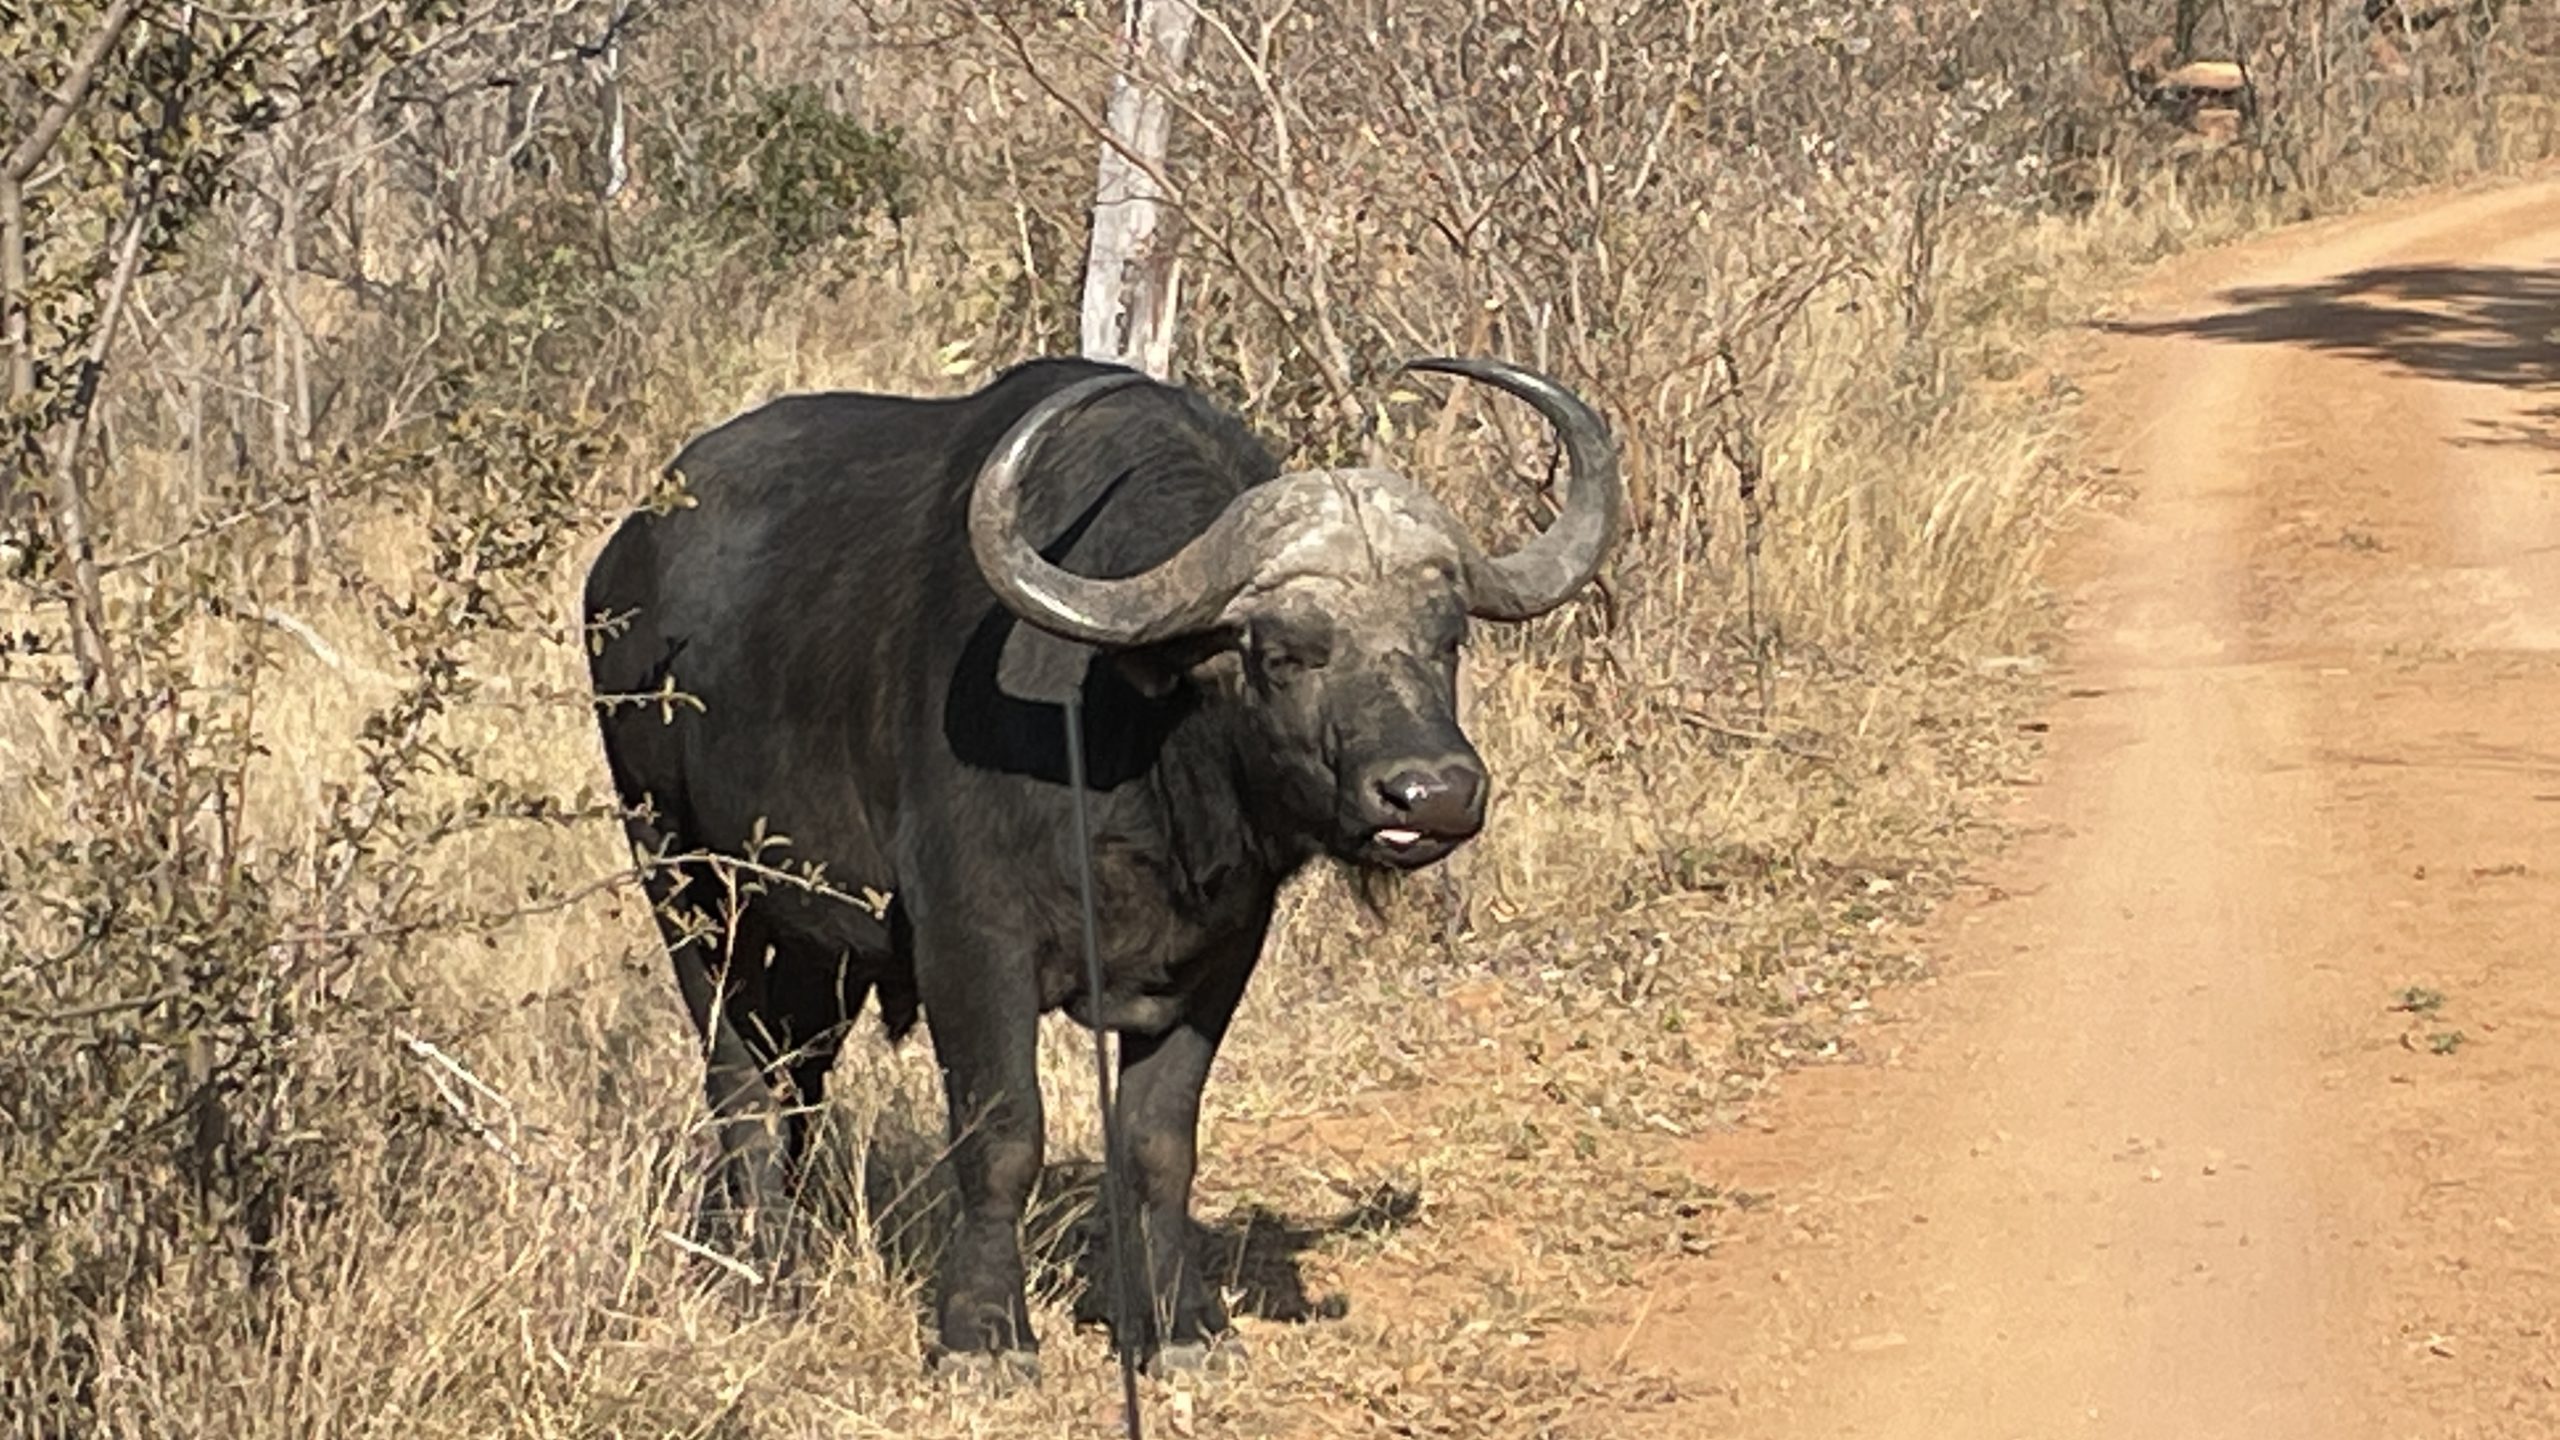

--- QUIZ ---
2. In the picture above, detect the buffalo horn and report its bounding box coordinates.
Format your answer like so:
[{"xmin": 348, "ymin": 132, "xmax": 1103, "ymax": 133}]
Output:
[
  {"xmin": 1402, "ymin": 356, "xmax": 1623, "ymax": 621},
  {"xmin": 967, "ymin": 372, "xmax": 1261, "ymax": 648}
]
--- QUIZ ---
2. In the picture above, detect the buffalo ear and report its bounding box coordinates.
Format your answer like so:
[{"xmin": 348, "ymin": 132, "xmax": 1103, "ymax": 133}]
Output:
[{"xmin": 1112, "ymin": 627, "xmax": 1240, "ymax": 698}]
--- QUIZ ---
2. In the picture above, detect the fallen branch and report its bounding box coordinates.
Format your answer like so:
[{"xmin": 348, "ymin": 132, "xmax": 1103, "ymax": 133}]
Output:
[
  {"xmin": 1671, "ymin": 707, "xmax": 1837, "ymax": 762},
  {"xmin": 257, "ymin": 607, "xmax": 346, "ymax": 672}
]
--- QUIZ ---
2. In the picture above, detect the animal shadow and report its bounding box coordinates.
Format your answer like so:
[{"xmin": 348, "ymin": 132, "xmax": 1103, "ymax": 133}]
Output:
[
  {"xmin": 1043, "ymin": 1160, "xmax": 1424, "ymax": 1328},
  {"xmin": 778, "ymin": 1100, "xmax": 1416, "ymax": 1331}
]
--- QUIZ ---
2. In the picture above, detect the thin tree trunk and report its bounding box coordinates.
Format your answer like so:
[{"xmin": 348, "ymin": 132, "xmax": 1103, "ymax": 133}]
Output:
[
  {"xmin": 2092, "ymin": 0, "xmax": 2151, "ymax": 110},
  {"xmin": 220, "ymin": 272, "xmax": 250, "ymax": 483},
  {"xmin": 232, "ymin": 272, "xmax": 260, "ymax": 484},
  {"xmin": 285, "ymin": 251, "xmax": 311, "ymax": 476},
  {"xmin": 270, "ymin": 164, "xmax": 316, "ymax": 583},
  {"xmin": 51, "ymin": 203, "xmax": 152, "ymax": 703},
  {"xmin": 1080, "ymin": 0, "xmax": 1199, "ymax": 381},
  {"xmin": 3, "ymin": 174, "xmax": 32, "ymax": 520},
  {"xmin": 186, "ymin": 361, "xmax": 207, "ymax": 504},
  {"xmin": 601, "ymin": 4, "xmax": 631, "ymax": 202},
  {"xmin": 2403, "ymin": 6, "xmax": 2428, "ymax": 114},
  {"xmin": 2, "ymin": 0, "xmax": 145, "ymax": 523},
  {"xmin": 2310, "ymin": 0, "xmax": 2331, "ymax": 195},
  {"xmin": 2466, "ymin": 8, "xmax": 2502, "ymax": 171},
  {"xmin": 268, "ymin": 261, "xmax": 291, "ymax": 476}
]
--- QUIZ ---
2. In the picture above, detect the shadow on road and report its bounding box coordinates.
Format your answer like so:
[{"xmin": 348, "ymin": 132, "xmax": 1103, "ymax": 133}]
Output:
[
  {"xmin": 2095, "ymin": 264, "xmax": 2560, "ymax": 391},
  {"xmin": 2097, "ymin": 264, "xmax": 2560, "ymax": 464},
  {"xmin": 2459, "ymin": 399, "xmax": 2560, "ymax": 465}
]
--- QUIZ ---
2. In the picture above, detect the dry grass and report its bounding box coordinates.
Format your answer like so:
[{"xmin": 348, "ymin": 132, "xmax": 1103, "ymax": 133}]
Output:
[
  {"xmin": 1, "ymin": 233, "xmax": 2065, "ymax": 1436},
  {"xmin": 7, "ymin": 7, "xmax": 2559, "ymax": 1432}
]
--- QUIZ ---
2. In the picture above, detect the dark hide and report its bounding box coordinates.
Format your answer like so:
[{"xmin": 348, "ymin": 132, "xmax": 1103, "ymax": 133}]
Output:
[{"xmin": 588, "ymin": 359, "xmax": 1486, "ymax": 1370}]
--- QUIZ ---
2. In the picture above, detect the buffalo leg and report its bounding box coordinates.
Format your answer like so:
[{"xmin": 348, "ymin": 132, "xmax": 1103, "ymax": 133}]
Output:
[
  {"xmin": 916, "ymin": 925, "xmax": 1046, "ymax": 1362},
  {"xmin": 767, "ymin": 949, "xmax": 861, "ymax": 1174},
  {"xmin": 1111, "ymin": 932, "xmax": 1261, "ymax": 1368},
  {"xmin": 648, "ymin": 867, "xmax": 794, "ymax": 1263},
  {"xmin": 782, "ymin": 1038, "xmax": 841, "ymax": 1171}
]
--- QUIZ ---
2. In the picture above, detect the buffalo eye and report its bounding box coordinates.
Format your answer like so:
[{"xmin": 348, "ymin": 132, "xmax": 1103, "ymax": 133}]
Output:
[
  {"xmin": 1250, "ymin": 621, "xmax": 1330, "ymax": 684},
  {"xmin": 1430, "ymin": 613, "xmax": 1467, "ymax": 662}
]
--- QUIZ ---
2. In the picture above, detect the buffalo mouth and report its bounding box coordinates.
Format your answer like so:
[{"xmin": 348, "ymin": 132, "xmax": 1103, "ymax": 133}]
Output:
[{"xmin": 1361, "ymin": 825, "xmax": 1472, "ymax": 870}]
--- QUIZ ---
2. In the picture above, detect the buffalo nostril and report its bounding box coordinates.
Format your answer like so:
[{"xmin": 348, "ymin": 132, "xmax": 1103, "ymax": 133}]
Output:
[
  {"xmin": 1376, "ymin": 770, "xmax": 1441, "ymax": 812},
  {"xmin": 1372, "ymin": 765, "xmax": 1485, "ymax": 838}
]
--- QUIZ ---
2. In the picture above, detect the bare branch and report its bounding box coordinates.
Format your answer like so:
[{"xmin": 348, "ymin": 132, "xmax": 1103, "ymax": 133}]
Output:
[{"xmin": 3, "ymin": 0, "xmax": 149, "ymax": 186}]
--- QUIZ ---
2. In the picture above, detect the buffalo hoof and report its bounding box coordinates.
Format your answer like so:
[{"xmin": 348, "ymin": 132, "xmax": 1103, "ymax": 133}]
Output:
[
  {"xmin": 1147, "ymin": 1333, "xmax": 1250, "ymax": 1380},
  {"xmin": 927, "ymin": 1347, "xmax": 1042, "ymax": 1392}
]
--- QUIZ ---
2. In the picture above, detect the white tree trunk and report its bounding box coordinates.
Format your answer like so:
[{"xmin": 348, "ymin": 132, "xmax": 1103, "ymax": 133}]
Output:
[{"xmin": 1079, "ymin": 0, "xmax": 1197, "ymax": 380}]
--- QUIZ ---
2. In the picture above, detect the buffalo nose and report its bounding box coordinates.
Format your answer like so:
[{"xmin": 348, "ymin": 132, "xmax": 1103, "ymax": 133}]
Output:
[{"xmin": 1374, "ymin": 763, "xmax": 1486, "ymax": 837}]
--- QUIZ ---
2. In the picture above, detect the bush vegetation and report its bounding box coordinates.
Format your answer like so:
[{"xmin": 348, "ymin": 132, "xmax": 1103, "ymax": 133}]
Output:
[{"xmin": 3, "ymin": 0, "xmax": 2553, "ymax": 1433}]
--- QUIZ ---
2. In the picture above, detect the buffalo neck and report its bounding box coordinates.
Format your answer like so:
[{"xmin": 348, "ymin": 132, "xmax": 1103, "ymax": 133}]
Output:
[{"xmin": 1082, "ymin": 667, "xmax": 1310, "ymax": 930}]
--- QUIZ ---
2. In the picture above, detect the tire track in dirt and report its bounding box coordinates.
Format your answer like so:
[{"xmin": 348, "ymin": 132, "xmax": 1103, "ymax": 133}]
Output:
[{"xmin": 1591, "ymin": 177, "xmax": 2560, "ymax": 1437}]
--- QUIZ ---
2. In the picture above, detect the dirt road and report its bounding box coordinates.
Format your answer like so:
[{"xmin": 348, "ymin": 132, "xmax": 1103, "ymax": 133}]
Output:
[{"xmin": 1615, "ymin": 178, "xmax": 2560, "ymax": 1436}]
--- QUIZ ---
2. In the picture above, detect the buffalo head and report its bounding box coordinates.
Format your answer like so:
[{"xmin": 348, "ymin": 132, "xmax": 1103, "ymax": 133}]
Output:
[{"xmin": 969, "ymin": 357, "xmax": 1621, "ymax": 870}]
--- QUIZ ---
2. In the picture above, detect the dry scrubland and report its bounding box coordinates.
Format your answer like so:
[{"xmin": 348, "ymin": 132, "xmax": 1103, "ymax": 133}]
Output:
[{"xmin": 3, "ymin": 1, "xmax": 2556, "ymax": 1434}]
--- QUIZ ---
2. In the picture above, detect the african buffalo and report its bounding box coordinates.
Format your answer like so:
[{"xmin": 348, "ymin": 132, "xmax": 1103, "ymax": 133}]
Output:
[{"xmin": 584, "ymin": 354, "xmax": 1619, "ymax": 1374}]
